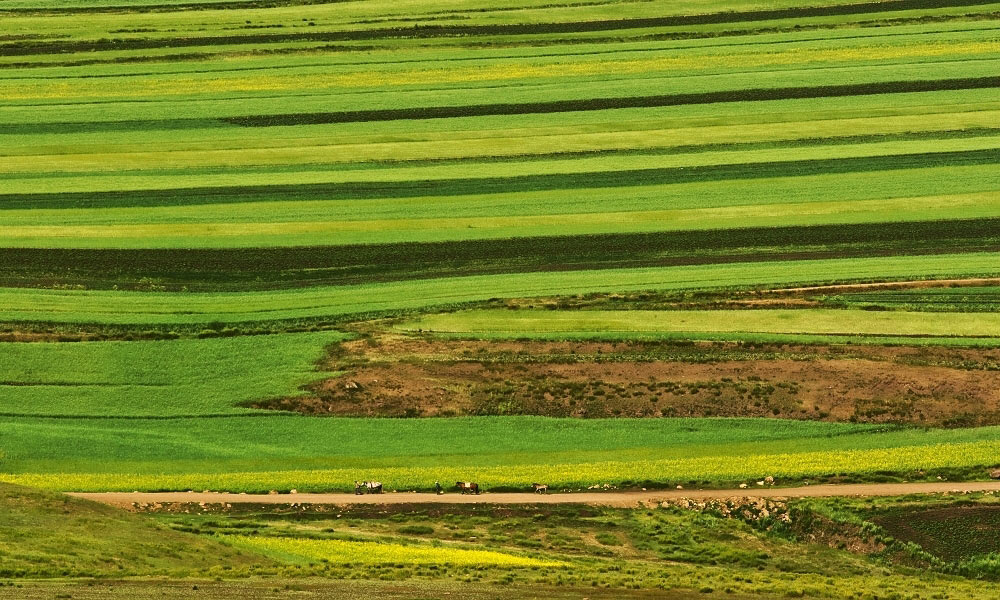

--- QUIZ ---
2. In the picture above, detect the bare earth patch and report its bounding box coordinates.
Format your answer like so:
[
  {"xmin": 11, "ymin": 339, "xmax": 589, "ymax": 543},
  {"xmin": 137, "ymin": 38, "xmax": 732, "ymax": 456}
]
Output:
[{"xmin": 254, "ymin": 335, "xmax": 1000, "ymax": 426}]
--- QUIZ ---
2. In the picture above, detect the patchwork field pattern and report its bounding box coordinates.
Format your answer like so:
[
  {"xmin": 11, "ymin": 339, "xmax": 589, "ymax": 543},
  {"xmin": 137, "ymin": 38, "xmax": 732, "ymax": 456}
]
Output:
[{"xmin": 3, "ymin": 0, "xmax": 1000, "ymax": 497}]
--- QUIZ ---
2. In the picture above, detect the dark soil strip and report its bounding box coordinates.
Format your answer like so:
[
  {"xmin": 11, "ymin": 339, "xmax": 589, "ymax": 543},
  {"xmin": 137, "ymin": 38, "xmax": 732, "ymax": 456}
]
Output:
[
  {"xmin": 221, "ymin": 77, "xmax": 1000, "ymax": 127},
  {"xmin": 1, "ymin": 218, "xmax": 996, "ymax": 291},
  {"xmin": 3, "ymin": 146, "xmax": 998, "ymax": 210},
  {"xmin": 3, "ymin": 0, "xmax": 998, "ymax": 47}
]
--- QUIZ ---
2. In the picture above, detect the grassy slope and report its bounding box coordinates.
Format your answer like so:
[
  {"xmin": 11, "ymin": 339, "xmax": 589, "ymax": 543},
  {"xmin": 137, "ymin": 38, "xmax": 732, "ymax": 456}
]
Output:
[{"xmin": 0, "ymin": 483, "xmax": 268, "ymax": 576}]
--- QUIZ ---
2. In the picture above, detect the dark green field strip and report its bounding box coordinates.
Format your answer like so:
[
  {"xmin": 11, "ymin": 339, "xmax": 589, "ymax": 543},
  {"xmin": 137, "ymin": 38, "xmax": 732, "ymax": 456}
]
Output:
[
  {"xmin": 11, "ymin": 76, "xmax": 1000, "ymax": 135},
  {"xmin": 829, "ymin": 287, "xmax": 1000, "ymax": 311},
  {"xmin": 6, "ymin": 17, "xmax": 997, "ymax": 71},
  {"xmin": 3, "ymin": 0, "xmax": 999, "ymax": 50},
  {"xmin": 4, "ymin": 146, "xmax": 998, "ymax": 210},
  {"xmin": 221, "ymin": 77, "xmax": 1000, "ymax": 127},
  {"xmin": 1, "ymin": 218, "xmax": 995, "ymax": 291}
]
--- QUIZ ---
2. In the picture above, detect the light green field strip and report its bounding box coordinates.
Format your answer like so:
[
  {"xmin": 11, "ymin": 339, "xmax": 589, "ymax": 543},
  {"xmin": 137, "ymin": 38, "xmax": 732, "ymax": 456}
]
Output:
[
  {"xmin": 5, "ymin": 80, "xmax": 997, "ymax": 143},
  {"xmin": 6, "ymin": 49, "xmax": 1000, "ymax": 123},
  {"xmin": 398, "ymin": 308, "xmax": 1000, "ymax": 339},
  {"xmin": 12, "ymin": 91, "xmax": 999, "ymax": 158},
  {"xmin": 8, "ymin": 133, "xmax": 1000, "ymax": 183},
  {"xmin": 7, "ymin": 108, "xmax": 1000, "ymax": 163},
  {"xmin": 5, "ymin": 110, "xmax": 1000, "ymax": 172},
  {"xmin": 0, "ymin": 253, "xmax": 997, "ymax": 325},
  {"xmin": 1, "ymin": 192, "xmax": 996, "ymax": 249},
  {"xmin": 7, "ymin": 36, "xmax": 1000, "ymax": 103},
  {"xmin": 5, "ymin": 19, "xmax": 999, "ymax": 79},
  {"xmin": 0, "ymin": 332, "xmax": 343, "ymax": 416}
]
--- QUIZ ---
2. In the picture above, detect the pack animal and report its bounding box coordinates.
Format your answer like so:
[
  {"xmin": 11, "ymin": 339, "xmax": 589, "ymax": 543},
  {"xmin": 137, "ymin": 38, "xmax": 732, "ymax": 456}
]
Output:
[{"xmin": 456, "ymin": 481, "xmax": 480, "ymax": 495}]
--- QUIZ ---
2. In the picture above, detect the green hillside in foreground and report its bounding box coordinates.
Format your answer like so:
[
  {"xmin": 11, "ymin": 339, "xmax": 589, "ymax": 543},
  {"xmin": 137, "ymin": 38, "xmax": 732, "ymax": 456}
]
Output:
[{"xmin": 0, "ymin": 483, "xmax": 269, "ymax": 577}]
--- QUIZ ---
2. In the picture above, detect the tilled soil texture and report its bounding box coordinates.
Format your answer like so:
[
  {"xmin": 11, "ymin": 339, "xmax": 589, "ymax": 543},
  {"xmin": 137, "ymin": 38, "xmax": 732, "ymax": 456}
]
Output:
[{"xmin": 253, "ymin": 337, "xmax": 1000, "ymax": 426}]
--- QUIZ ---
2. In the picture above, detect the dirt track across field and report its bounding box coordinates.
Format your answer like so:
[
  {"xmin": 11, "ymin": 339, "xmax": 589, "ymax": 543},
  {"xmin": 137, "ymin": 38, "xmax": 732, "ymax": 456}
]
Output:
[{"xmin": 69, "ymin": 481, "xmax": 1000, "ymax": 508}]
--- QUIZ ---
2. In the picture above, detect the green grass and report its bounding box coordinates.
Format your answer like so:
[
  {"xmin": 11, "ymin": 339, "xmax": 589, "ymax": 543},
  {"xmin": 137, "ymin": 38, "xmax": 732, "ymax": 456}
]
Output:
[
  {"xmin": 398, "ymin": 307, "xmax": 1000, "ymax": 345},
  {"xmin": 4, "ymin": 416, "xmax": 1000, "ymax": 492},
  {"xmin": 0, "ymin": 332, "xmax": 343, "ymax": 416},
  {"xmin": 0, "ymin": 483, "xmax": 268, "ymax": 577}
]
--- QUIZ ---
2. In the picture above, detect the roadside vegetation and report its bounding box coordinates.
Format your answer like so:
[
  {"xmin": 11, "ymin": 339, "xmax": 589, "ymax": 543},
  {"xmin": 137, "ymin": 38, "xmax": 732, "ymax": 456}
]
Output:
[{"xmin": 11, "ymin": 487, "xmax": 1000, "ymax": 599}]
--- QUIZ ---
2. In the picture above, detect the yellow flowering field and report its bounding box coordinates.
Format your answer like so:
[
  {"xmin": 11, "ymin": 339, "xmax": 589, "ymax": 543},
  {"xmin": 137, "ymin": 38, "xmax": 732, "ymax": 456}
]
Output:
[
  {"xmin": 6, "ymin": 439, "xmax": 998, "ymax": 492},
  {"xmin": 227, "ymin": 536, "xmax": 565, "ymax": 567}
]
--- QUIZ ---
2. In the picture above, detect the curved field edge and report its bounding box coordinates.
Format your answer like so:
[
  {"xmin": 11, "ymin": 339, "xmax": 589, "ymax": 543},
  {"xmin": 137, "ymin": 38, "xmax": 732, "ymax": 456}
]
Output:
[{"xmin": 2, "ymin": 252, "xmax": 999, "ymax": 327}]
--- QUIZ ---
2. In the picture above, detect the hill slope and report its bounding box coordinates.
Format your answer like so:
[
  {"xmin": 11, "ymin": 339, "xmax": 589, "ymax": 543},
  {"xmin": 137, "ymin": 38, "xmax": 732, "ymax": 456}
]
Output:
[{"xmin": 0, "ymin": 483, "xmax": 268, "ymax": 577}]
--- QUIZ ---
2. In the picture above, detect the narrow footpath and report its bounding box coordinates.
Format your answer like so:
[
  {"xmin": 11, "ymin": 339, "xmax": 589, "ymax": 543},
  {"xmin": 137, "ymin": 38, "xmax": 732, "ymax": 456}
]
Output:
[{"xmin": 69, "ymin": 480, "xmax": 1000, "ymax": 508}]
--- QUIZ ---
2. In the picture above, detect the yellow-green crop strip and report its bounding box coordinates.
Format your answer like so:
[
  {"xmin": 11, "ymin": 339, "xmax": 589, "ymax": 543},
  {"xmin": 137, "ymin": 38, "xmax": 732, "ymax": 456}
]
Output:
[{"xmin": 398, "ymin": 308, "xmax": 1000, "ymax": 345}]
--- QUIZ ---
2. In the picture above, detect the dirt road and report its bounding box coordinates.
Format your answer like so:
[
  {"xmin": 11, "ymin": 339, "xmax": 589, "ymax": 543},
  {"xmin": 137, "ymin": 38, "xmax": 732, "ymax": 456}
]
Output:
[{"xmin": 69, "ymin": 480, "xmax": 1000, "ymax": 508}]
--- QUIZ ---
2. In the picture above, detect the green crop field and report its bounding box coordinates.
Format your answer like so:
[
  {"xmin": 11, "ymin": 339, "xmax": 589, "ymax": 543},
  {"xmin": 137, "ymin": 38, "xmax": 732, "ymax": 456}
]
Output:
[
  {"xmin": 5, "ymin": 416, "xmax": 1000, "ymax": 492},
  {"xmin": 0, "ymin": 332, "xmax": 342, "ymax": 416},
  {"xmin": 5, "ymin": 0, "xmax": 1000, "ymax": 596},
  {"xmin": 399, "ymin": 306, "xmax": 1000, "ymax": 342}
]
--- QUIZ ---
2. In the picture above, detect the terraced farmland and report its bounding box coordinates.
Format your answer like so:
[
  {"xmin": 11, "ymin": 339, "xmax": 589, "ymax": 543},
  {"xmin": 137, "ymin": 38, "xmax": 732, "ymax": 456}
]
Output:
[
  {"xmin": 8, "ymin": 0, "xmax": 1000, "ymax": 597},
  {"xmin": 4, "ymin": 0, "xmax": 1000, "ymax": 514}
]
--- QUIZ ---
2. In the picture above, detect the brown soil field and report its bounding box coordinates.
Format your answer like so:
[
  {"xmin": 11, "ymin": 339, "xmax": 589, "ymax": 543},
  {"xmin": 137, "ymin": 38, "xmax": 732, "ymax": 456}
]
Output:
[{"xmin": 254, "ymin": 335, "xmax": 1000, "ymax": 426}]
